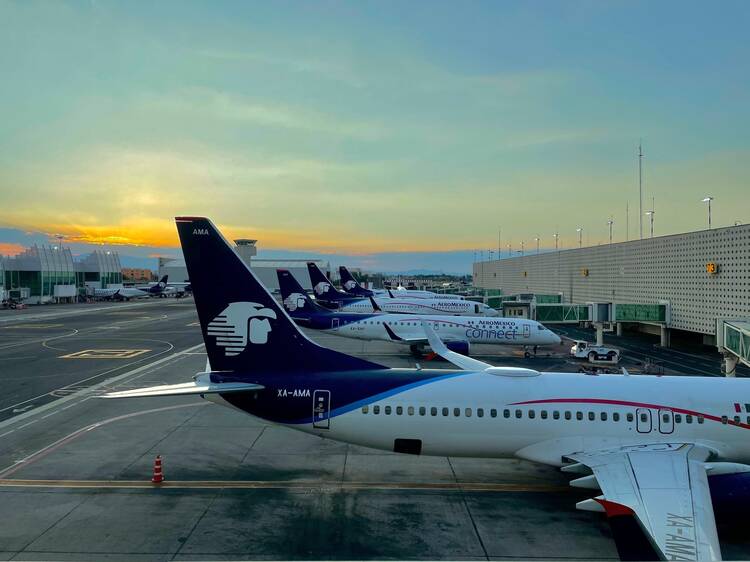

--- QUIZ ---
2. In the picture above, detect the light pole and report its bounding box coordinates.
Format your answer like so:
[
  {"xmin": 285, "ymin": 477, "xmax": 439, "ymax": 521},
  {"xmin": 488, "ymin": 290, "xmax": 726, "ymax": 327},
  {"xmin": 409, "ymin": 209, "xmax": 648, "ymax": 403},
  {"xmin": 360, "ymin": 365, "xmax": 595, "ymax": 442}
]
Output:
[
  {"xmin": 607, "ymin": 219, "xmax": 614, "ymax": 244},
  {"xmin": 507, "ymin": 243, "xmax": 511, "ymax": 257},
  {"xmin": 576, "ymin": 228, "xmax": 583, "ymax": 248},
  {"xmin": 702, "ymin": 197, "xmax": 714, "ymax": 229},
  {"xmin": 534, "ymin": 237, "xmax": 540, "ymax": 254},
  {"xmin": 645, "ymin": 210, "xmax": 654, "ymax": 238},
  {"xmin": 521, "ymin": 241, "xmax": 525, "ymax": 255},
  {"xmin": 553, "ymin": 232, "xmax": 559, "ymax": 250}
]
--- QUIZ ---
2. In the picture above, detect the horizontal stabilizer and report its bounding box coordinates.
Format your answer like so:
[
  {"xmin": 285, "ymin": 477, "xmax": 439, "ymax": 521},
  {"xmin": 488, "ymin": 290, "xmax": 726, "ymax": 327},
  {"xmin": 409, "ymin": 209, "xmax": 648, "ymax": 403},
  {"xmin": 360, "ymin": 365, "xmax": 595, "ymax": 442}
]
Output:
[{"xmin": 102, "ymin": 378, "xmax": 264, "ymax": 399}]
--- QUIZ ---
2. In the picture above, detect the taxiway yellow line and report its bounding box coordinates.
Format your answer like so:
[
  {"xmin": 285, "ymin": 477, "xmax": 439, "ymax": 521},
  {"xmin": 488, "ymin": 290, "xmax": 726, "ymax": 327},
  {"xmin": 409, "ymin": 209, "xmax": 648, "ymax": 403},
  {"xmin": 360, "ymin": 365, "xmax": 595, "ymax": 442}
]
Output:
[{"xmin": 0, "ymin": 478, "xmax": 570, "ymax": 492}]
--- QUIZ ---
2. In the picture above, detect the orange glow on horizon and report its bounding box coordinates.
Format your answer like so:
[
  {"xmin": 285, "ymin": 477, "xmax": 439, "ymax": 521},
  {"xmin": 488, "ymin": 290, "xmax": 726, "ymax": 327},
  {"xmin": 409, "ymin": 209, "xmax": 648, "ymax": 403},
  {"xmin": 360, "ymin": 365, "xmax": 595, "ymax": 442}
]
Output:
[
  {"xmin": 2, "ymin": 219, "xmax": 485, "ymax": 254},
  {"xmin": 0, "ymin": 242, "xmax": 26, "ymax": 256}
]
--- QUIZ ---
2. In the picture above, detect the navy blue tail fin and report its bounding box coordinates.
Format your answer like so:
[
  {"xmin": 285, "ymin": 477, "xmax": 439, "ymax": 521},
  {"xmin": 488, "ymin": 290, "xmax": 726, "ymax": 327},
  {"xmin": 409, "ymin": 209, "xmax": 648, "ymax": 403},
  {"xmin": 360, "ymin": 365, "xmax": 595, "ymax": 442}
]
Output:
[
  {"xmin": 306, "ymin": 262, "xmax": 351, "ymax": 301},
  {"xmin": 339, "ymin": 266, "xmax": 373, "ymax": 296},
  {"xmin": 277, "ymin": 269, "xmax": 329, "ymax": 316},
  {"xmin": 175, "ymin": 217, "xmax": 383, "ymax": 374}
]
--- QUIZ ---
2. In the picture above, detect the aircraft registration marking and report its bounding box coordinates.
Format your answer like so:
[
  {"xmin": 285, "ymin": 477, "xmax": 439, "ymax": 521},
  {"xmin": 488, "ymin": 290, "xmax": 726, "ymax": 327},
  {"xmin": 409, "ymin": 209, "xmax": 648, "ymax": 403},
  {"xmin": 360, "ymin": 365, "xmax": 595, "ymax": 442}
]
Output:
[{"xmin": 59, "ymin": 349, "xmax": 151, "ymax": 359}]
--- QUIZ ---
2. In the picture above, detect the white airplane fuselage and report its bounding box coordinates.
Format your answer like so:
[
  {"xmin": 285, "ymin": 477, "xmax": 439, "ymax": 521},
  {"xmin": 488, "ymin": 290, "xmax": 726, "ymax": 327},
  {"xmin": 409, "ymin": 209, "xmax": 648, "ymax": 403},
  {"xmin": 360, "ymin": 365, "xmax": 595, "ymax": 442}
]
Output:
[
  {"xmin": 329, "ymin": 315, "xmax": 560, "ymax": 348},
  {"xmin": 337, "ymin": 297, "xmax": 497, "ymax": 316},
  {"xmin": 210, "ymin": 370, "xmax": 750, "ymax": 465}
]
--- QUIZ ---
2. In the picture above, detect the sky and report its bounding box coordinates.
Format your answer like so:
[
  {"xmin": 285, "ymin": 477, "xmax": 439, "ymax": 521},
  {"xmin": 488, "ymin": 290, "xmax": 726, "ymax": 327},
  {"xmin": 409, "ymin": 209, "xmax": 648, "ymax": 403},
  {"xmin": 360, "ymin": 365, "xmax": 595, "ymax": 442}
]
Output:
[{"xmin": 0, "ymin": 0, "xmax": 748, "ymax": 273}]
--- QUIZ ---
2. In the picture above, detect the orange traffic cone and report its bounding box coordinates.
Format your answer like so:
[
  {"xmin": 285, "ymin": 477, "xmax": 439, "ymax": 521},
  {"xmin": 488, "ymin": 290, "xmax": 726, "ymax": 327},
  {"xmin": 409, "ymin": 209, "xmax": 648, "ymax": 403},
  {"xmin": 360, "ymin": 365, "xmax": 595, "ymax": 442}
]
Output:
[{"xmin": 152, "ymin": 455, "xmax": 164, "ymax": 483}]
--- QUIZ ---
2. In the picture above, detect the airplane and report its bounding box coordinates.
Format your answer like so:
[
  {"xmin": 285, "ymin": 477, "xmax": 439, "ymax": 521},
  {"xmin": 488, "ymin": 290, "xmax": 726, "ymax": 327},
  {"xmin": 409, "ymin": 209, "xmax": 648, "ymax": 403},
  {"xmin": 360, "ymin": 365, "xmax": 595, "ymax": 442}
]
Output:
[
  {"xmin": 279, "ymin": 269, "xmax": 560, "ymax": 356},
  {"xmin": 135, "ymin": 275, "xmax": 173, "ymax": 297},
  {"xmin": 310, "ymin": 263, "xmax": 496, "ymax": 316},
  {"xmin": 106, "ymin": 216, "xmax": 750, "ymax": 561},
  {"xmin": 93, "ymin": 287, "xmax": 149, "ymax": 301},
  {"xmin": 339, "ymin": 265, "xmax": 465, "ymax": 300}
]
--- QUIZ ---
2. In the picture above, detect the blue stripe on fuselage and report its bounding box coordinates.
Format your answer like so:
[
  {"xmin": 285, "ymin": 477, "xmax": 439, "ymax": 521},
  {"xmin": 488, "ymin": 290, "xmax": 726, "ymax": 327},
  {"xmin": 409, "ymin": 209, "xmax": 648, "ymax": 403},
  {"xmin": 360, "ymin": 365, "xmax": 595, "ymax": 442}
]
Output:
[{"xmin": 220, "ymin": 369, "xmax": 468, "ymax": 425}]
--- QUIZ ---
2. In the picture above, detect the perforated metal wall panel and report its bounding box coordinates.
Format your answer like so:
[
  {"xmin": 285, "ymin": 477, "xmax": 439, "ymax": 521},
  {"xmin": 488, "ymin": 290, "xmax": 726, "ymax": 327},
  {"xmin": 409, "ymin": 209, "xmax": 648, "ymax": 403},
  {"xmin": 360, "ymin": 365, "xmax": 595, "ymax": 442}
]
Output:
[{"xmin": 473, "ymin": 224, "xmax": 750, "ymax": 335}]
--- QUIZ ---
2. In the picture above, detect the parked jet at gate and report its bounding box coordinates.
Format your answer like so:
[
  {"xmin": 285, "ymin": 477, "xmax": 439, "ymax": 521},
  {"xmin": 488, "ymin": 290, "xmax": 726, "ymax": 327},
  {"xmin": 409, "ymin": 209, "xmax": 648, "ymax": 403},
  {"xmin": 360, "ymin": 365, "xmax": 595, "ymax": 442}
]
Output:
[
  {"xmin": 339, "ymin": 265, "xmax": 464, "ymax": 300},
  {"xmin": 107, "ymin": 216, "xmax": 750, "ymax": 561},
  {"xmin": 280, "ymin": 269, "xmax": 558, "ymax": 355},
  {"xmin": 310, "ymin": 263, "xmax": 496, "ymax": 316}
]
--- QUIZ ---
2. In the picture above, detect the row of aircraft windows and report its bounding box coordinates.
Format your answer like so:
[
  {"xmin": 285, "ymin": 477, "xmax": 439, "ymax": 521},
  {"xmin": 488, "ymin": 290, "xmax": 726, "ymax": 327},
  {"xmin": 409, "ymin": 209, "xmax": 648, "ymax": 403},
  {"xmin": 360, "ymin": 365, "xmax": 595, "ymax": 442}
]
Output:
[{"xmin": 359, "ymin": 405, "xmax": 720, "ymax": 424}]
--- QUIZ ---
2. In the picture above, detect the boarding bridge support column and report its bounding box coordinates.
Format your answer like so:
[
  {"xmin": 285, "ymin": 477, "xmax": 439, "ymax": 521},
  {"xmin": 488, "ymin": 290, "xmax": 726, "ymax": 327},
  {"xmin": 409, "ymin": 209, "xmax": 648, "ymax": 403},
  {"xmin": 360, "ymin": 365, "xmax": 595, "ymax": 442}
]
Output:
[
  {"xmin": 660, "ymin": 326, "xmax": 671, "ymax": 348},
  {"xmin": 595, "ymin": 323, "xmax": 604, "ymax": 346},
  {"xmin": 723, "ymin": 354, "xmax": 738, "ymax": 377},
  {"xmin": 616, "ymin": 323, "xmax": 623, "ymax": 336}
]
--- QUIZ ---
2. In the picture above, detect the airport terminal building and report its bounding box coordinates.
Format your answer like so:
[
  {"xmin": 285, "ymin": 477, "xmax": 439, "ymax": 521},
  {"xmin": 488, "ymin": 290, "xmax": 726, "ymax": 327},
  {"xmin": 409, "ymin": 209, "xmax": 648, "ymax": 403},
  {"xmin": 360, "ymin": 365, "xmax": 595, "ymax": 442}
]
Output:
[
  {"xmin": 473, "ymin": 224, "xmax": 750, "ymax": 351},
  {"xmin": 2, "ymin": 246, "xmax": 123, "ymax": 304}
]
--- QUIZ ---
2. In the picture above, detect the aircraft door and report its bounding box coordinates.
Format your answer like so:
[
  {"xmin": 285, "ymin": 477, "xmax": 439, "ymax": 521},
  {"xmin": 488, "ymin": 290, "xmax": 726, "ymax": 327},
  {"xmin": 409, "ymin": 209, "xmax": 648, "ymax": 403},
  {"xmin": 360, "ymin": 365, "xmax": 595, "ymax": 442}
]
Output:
[
  {"xmin": 522, "ymin": 324, "xmax": 530, "ymax": 338},
  {"xmin": 313, "ymin": 390, "xmax": 331, "ymax": 429},
  {"xmin": 331, "ymin": 318, "xmax": 339, "ymax": 330},
  {"xmin": 658, "ymin": 409, "xmax": 674, "ymax": 434},
  {"xmin": 636, "ymin": 408, "xmax": 652, "ymax": 433}
]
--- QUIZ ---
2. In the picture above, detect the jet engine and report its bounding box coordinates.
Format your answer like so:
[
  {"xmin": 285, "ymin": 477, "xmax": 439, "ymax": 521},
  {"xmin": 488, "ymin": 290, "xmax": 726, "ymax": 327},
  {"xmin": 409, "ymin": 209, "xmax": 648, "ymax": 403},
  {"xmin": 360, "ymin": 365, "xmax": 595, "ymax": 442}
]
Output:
[{"xmin": 445, "ymin": 341, "xmax": 470, "ymax": 356}]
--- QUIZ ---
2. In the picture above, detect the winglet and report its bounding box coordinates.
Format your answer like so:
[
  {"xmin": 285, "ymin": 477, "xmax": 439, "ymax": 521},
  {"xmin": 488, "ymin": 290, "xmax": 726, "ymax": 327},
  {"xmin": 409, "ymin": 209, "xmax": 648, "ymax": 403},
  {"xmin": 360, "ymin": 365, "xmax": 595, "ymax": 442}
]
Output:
[
  {"xmin": 369, "ymin": 296, "xmax": 382, "ymax": 312},
  {"xmin": 383, "ymin": 322, "xmax": 403, "ymax": 341},
  {"xmin": 387, "ymin": 289, "xmax": 395, "ymax": 298},
  {"xmin": 421, "ymin": 321, "xmax": 491, "ymax": 371}
]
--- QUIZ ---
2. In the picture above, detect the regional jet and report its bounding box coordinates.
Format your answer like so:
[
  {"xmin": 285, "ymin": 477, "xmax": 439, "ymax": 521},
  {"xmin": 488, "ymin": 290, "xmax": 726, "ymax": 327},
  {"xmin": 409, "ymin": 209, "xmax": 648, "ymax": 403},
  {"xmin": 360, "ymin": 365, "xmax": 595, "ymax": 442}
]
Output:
[
  {"xmin": 106, "ymin": 216, "xmax": 750, "ymax": 561},
  {"xmin": 339, "ymin": 265, "xmax": 464, "ymax": 300},
  {"xmin": 310, "ymin": 263, "xmax": 496, "ymax": 316},
  {"xmin": 280, "ymin": 269, "xmax": 558, "ymax": 355}
]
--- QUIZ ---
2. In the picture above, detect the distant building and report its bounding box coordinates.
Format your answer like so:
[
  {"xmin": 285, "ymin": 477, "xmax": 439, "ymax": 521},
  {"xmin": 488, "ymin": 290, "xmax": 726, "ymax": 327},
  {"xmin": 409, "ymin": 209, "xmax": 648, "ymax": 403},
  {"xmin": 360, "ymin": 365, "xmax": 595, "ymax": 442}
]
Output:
[
  {"xmin": 1, "ymin": 245, "xmax": 123, "ymax": 304},
  {"xmin": 474, "ymin": 223, "xmax": 750, "ymax": 345},
  {"xmin": 157, "ymin": 240, "xmax": 328, "ymax": 292},
  {"xmin": 122, "ymin": 268, "xmax": 154, "ymax": 283}
]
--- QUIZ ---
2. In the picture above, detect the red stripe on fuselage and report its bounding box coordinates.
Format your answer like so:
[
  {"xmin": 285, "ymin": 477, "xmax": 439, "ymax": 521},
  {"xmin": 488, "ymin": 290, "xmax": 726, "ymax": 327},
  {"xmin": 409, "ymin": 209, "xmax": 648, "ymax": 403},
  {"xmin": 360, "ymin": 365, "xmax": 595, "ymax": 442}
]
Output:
[{"xmin": 509, "ymin": 397, "xmax": 750, "ymax": 429}]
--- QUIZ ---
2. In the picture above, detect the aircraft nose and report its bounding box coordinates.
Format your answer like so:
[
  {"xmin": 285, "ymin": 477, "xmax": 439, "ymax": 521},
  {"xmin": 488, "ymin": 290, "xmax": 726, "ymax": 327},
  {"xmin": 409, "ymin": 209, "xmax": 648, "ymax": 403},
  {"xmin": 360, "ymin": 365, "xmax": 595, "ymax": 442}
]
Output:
[{"xmin": 551, "ymin": 332, "xmax": 562, "ymax": 345}]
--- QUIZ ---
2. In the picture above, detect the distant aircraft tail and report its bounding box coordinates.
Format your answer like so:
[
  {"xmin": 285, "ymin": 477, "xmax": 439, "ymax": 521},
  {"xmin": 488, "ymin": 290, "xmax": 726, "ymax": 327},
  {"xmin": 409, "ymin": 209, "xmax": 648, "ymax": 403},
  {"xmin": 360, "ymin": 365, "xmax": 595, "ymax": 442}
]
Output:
[
  {"xmin": 338, "ymin": 266, "xmax": 374, "ymax": 296},
  {"xmin": 176, "ymin": 217, "xmax": 382, "ymax": 375},
  {"xmin": 306, "ymin": 262, "xmax": 351, "ymax": 301},
  {"xmin": 158, "ymin": 275, "xmax": 168, "ymax": 287},
  {"xmin": 277, "ymin": 269, "xmax": 329, "ymax": 316}
]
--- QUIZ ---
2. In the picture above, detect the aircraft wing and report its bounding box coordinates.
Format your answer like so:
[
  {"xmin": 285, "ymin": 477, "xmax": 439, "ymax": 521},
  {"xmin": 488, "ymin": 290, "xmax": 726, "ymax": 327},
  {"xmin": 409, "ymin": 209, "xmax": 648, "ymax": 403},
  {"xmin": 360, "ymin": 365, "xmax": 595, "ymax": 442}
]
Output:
[
  {"xmin": 382, "ymin": 322, "xmax": 427, "ymax": 344},
  {"xmin": 102, "ymin": 379, "xmax": 264, "ymax": 398},
  {"xmin": 420, "ymin": 321, "xmax": 491, "ymax": 371},
  {"xmin": 567, "ymin": 443, "xmax": 721, "ymax": 561}
]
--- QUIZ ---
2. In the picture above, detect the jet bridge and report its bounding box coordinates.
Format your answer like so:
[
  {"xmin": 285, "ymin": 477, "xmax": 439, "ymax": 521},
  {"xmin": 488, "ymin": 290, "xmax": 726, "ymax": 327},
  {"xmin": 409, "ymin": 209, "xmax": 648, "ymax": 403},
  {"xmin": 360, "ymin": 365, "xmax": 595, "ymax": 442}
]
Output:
[{"xmin": 716, "ymin": 319, "xmax": 750, "ymax": 376}]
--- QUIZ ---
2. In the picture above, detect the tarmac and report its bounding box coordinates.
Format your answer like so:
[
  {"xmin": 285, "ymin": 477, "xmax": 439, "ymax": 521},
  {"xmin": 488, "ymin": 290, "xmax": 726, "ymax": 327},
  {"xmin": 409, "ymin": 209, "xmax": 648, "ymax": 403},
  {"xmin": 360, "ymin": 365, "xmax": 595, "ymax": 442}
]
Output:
[{"xmin": 0, "ymin": 299, "xmax": 748, "ymax": 560}]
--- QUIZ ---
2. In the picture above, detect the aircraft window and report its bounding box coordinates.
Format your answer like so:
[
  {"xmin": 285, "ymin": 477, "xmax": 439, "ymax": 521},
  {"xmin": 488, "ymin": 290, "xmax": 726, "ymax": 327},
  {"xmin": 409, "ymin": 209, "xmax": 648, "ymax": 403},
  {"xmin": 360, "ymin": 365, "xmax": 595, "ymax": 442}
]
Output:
[
  {"xmin": 419, "ymin": 407, "xmax": 426, "ymax": 416},
  {"xmin": 407, "ymin": 406, "xmax": 414, "ymax": 416},
  {"xmin": 734, "ymin": 416, "xmax": 741, "ymax": 424},
  {"xmin": 442, "ymin": 407, "xmax": 449, "ymax": 416},
  {"xmin": 453, "ymin": 408, "xmax": 460, "ymax": 417},
  {"xmin": 663, "ymin": 413, "xmax": 670, "ymax": 423},
  {"xmin": 503, "ymin": 409, "xmax": 510, "ymax": 418},
  {"xmin": 477, "ymin": 408, "xmax": 484, "ymax": 418},
  {"xmin": 576, "ymin": 412, "xmax": 583, "ymax": 421},
  {"xmin": 564, "ymin": 411, "xmax": 571, "ymax": 420},
  {"xmin": 385, "ymin": 406, "xmax": 392, "ymax": 415},
  {"xmin": 431, "ymin": 407, "xmax": 437, "ymax": 416},
  {"xmin": 698, "ymin": 415, "xmax": 705, "ymax": 424},
  {"xmin": 465, "ymin": 408, "xmax": 472, "ymax": 417},
  {"xmin": 640, "ymin": 413, "xmax": 648, "ymax": 423},
  {"xmin": 528, "ymin": 410, "xmax": 535, "ymax": 419},
  {"xmin": 362, "ymin": 406, "xmax": 369, "ymax": 414},
  {"xmin": 601, "ymin": 412, "xmax": 607, "ymax": 421},
  {"xmin": 675, "ymin": 414, "xmax": 682, "ymax": 423},
  {"xmin": 396, "ymin": 406, "xmax": 403, "ymax": 415},
  {"xmin": 627, "ymin": 413, "xmax": 634, "ymax": 422},
  {"xmin": 541, "ymin": 410, "xmax": 548, "ymax": 419},
  {"xmin": 373, "ymin": 406, "xmax": 380, "ymax": 415},
  {"xmin": 553, "ymin": 411, "xmax": 560, "ymax": 420},
  {"xmin": 721, "ymin": 416, "xmax": 728, "ymax": 425},
  {"xmin": 515, "ymin": 409, "xmax": 522, "ymax": 419},
  {"xmin": 490, "ymin": 409, "xmax": 497, "ymax": 418},
  {"xmin": 686, "ymin": 414, "xmax": 693, "ymax": 424},
  {"xmin": 747, "ymin": 416, "xmax": 750, "ymax": 425},
  {"xmin": 588, "ymin": 412, "xmax": 595, "ymax": 421},
  {"xmin": 613, "ymin": 412, "xmax": 620, "ymax": 422}
]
